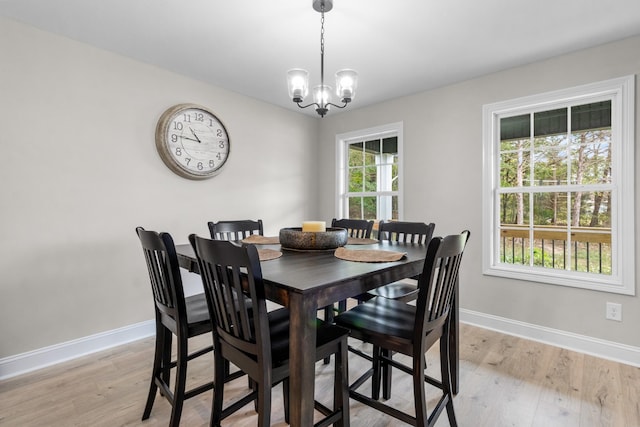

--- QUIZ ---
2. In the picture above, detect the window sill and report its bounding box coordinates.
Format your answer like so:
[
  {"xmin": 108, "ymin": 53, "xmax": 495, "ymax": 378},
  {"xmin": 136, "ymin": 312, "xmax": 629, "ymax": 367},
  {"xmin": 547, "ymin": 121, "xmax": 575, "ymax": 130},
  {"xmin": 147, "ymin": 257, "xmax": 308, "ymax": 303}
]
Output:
[{"xmin": 483, "ymin": 264, "xmax": 634, "ymax": 295}]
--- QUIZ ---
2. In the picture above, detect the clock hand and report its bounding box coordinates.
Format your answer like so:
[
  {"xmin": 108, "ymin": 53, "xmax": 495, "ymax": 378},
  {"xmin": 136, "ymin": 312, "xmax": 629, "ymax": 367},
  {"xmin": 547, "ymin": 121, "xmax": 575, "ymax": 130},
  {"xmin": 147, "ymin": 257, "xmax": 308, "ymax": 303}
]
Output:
[
  {"xmin": 179, "ymin": 135, "xmax": 199, "ymax": 142},
  {"xmin": 189, "ymin": 127, "xmax": 202, "ymax": 143}
]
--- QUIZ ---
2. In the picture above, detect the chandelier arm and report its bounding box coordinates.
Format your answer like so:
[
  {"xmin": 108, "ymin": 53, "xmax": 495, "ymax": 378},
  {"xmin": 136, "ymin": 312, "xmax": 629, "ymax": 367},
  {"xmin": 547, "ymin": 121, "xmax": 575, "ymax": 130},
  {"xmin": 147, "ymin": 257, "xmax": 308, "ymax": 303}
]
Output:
[
  {"xmin": 325, "ymin": 101, "xmax": 350, "ymax": 109},
  {"xmin": 295, "ymin": 101, "xmax": 322, "ymax": 110}
]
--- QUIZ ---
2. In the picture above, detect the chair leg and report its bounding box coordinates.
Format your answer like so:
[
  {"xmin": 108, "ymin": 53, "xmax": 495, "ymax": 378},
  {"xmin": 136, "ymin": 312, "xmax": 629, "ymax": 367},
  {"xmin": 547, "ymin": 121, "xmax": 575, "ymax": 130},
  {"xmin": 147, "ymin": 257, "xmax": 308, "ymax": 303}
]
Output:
[
  {"xmin": 256, "ymin": 376, "xmax": 272, "ymax": 427},
  {"xmin": 371, "ymin": 346, "xmax": 394, "ymax": 400},
  {"xmin": 169, "ymin": 333, "xmax": 188, "ymax": 427},
  {"xmin": 161, "ymin": 331, "xmax": 172, "ymax": 395},
  {"xmin": 382, "ymin": 349, "xmax": 393, "ymax": 400},
  {"xmin": 413, "ymin": 349, "xmax": 428, "ymax": 427},
  {"xmin": 211, "ymin": 348, "xmax": 226, "ymax": 427},
  {"xmin": 324, "ymin": 304, "xmax": 335, "ymax": 323},
  {"xmin": 440, "ymin": 335, "xmax": 458, "ymax": 427},
  {"xmin": 282, "ymin": 378, "xmax": 290, "ymax": 424},
  {"xmin": 142, "ymin": 323, "xmax": 165, "ymax": 420},
  {"xmin": 250, "ymin": 378, "xmax": 259, "ymax": 411},
  {"xmin": 334, "ymin": 338, "xmax": 350, "ymax": 427},
  {"xmin": 371, "ymin": 345, "xmax": 382, "ymax": 400},
  {"xmin": 323, "ymin": 305, "xmax": 334, "ymax": 364}
]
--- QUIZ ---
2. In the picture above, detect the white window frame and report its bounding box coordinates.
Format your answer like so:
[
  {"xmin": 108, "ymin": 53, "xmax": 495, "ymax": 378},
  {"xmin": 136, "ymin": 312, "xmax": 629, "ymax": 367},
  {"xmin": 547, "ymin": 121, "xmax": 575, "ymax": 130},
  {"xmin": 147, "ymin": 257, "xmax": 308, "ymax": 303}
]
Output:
[
  {"xmin": 482, "ymin": 75, "xmax": 635, "ymax": 295},
  {"xmin": 336, "ymin": 122, "xmax": 404, "ymax": 221}
]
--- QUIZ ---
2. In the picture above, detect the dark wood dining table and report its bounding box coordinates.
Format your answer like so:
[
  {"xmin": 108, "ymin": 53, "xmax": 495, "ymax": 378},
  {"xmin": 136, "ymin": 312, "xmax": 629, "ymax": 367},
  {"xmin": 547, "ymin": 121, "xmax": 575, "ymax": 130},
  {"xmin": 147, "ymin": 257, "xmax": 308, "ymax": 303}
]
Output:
[{"xmin": 175, "ymin": 240, "xmax": 459, "ymax": 427}]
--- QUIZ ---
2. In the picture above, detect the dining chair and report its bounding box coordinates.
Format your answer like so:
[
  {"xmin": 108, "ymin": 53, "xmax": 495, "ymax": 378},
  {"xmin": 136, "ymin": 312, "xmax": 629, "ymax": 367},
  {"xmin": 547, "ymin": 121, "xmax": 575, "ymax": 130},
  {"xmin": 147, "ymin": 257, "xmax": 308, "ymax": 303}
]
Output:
[
  {"xmin": 136, "ymin": 227, "xmax": 227, "ymax": 427},
  {"xmin": 331, "ymin": 218, "xmax": 374, "ymax": 238},
  {"xmin": 359, "ymin": 221, "xmax": 436, "ymax": 399},
  {"xmin": 327, "ymin": 218, "xmax": 375, "ymax": 319},
  {"xmin": 208, "ymin": 219, "xmax": 263, "ymax": 241},
  {"xmin": 336, "ymin": 220, "xmax": 435, "ymax": 320},
  {"xmin": 367, "ymin": 220, "xmax": 435, "ymax": 302},
  {"xmin": 189, "ymin": 235, "xmax": 351, "ymax": 427},
  {"xmin": 334, "ymin": 230, "xmax": 470, "ymax": 427},
  {"xmin": 208, "ymin": 218, "xmax": 281, "ymax": 315}
]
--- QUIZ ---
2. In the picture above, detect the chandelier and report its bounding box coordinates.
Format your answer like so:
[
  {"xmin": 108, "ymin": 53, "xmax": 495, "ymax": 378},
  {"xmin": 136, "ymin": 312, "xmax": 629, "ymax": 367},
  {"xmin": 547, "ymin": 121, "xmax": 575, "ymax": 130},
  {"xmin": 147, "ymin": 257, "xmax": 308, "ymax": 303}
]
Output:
[{"xmin": 287, "ymin": 0, "xmax": 358, "ymax": 117}]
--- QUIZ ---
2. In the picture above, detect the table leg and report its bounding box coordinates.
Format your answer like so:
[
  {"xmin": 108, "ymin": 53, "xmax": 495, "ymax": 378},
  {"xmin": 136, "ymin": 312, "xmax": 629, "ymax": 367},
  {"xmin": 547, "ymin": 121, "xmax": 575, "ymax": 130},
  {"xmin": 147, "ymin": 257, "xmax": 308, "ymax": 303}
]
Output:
[{"xmin": 288, "ymin": 292, "xmax": 318, "ymax": 427}]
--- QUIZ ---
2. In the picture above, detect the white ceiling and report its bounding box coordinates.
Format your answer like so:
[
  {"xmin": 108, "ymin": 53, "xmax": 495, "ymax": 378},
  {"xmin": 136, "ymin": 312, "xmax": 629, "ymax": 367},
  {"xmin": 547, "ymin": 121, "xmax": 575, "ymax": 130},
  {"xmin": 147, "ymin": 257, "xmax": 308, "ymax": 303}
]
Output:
[{"xmin": 2, "ymin": 0, "xmax": 640, "ymax": 117}]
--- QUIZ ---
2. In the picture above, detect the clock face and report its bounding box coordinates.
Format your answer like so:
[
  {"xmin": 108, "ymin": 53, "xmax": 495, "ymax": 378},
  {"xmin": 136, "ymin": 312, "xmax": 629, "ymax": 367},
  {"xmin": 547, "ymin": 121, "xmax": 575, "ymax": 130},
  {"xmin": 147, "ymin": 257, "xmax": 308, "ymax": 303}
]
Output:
[{"xmin": 155, "ymin": 104, "xmax": 230, "ymax": 179}]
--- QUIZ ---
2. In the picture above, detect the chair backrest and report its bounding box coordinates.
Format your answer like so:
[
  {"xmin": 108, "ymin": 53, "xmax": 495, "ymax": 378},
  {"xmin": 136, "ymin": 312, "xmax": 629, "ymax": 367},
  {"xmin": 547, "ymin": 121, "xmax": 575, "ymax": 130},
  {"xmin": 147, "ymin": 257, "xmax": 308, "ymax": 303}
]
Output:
[
  {"xmin": 208, "ymin": 219, "xmax": 264, "ymax": 241},
  {"xmin": 415, "ymin": 230, "xmax": 470, "ymax": 337},
  {"xmin": 331, "ymin": 218, "xmax": 374, "ymax": 239},
  {"xmin": 136, "ymin": 227, "xmax": 187, "ymax": 324},
  {"xmin": 378, "ymin": 221, "xmax": 435, "ymax": 244},
  {"xmin": 189, "ymin": 235, "xmax": 271, "ymax": 361}
]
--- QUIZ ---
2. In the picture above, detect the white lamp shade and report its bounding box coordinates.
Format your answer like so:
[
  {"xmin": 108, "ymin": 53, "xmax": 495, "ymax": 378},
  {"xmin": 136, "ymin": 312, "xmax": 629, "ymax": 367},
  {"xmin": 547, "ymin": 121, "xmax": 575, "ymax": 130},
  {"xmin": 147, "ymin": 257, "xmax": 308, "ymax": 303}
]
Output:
[
  {"xmin": 313, "ymin": 85, "xmax": 332, "ymax": 107},
  {"xmin": 335, "ymin": 69, "xmax": 358, "ymax": 101},
  {"xmin": 287, "ymin": 69, "xmax": 309, "ymax": 101}
]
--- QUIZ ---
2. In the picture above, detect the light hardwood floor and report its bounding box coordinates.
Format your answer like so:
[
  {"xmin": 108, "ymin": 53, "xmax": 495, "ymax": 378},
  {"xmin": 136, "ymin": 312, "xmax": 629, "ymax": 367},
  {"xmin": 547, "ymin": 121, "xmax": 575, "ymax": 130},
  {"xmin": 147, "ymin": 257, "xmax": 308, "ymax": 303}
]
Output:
[{"xmin": 1, "ymin": 323, "xmax": 639, "ymax": 426}]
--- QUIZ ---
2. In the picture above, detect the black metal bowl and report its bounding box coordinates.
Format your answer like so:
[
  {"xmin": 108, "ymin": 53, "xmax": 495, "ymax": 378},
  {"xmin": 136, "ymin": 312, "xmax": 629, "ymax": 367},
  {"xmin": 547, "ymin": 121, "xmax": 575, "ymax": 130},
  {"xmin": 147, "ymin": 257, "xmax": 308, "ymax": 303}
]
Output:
[{"xmin": 279, "ymin": 227, "xmax": 348, "ymax": 250}]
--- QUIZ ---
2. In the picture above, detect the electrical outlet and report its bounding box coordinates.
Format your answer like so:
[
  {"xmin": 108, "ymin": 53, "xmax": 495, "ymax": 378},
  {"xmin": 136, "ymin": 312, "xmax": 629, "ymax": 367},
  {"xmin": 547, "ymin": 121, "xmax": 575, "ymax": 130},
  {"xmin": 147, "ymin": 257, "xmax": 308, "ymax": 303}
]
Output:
[{"xmin": 606, "ymin": 302, "xmax": 622, "ymax": 321}]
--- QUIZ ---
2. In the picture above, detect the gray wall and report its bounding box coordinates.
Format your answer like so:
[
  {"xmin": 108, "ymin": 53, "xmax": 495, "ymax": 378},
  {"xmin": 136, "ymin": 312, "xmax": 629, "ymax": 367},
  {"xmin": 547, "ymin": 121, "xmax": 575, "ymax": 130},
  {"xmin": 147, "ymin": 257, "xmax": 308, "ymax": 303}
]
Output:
[
  {"xmin": 0, "ymin": 17, "xmax": 320, "ymax": 357},
  {"xmin": 317, "ymin": 35, "xmax": 640, "ymax": 347},
  {"xmin": 1, "ymin": 15, "xmax": 638, "ymax": 360}
]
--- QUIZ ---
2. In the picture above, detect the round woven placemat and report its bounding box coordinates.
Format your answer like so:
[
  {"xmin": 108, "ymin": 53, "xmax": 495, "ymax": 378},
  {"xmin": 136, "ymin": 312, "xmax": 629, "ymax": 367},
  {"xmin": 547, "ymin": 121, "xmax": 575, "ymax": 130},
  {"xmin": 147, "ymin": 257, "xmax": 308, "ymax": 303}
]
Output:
[
  {"xmin": 347, "ymin": 237, "xmax": 379, "ymax": 245},
  {"xmin": 242, "ymin": 235, "xmax": 280, "ymax": 245},
  {"xmin": 281, "ymin": 246, "xmax": 336, "ymax": 252},
  {"xmin": 257, "ymin": 248, "xmax": 282, "ymax": 261},
  {"xmin": 334, "ymin": 247, "xmax": 406, "ymax": 263}
]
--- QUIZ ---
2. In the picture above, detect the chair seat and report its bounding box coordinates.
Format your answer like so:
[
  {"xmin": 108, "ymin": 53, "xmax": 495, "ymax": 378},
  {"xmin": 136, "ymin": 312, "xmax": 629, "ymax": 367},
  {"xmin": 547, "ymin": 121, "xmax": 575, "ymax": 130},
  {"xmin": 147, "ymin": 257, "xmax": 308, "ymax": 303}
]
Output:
[
  {"xmin": 335, "ymin": 297, "xmax": 416, "ymax": 344},
  {"xmin": 230, "ymin": 306, "xmax": 343, "ymax": 366},
  {"xmin": 367, "ymin": 278, "xmax": 418, "ymax": 300},
  {"xmin": 184, "ymin": 293, "xmax": 211, "ymax": 324},
  {"xmin": 266, "ymin": 308, "xmax": 292, "ymax": 363}
]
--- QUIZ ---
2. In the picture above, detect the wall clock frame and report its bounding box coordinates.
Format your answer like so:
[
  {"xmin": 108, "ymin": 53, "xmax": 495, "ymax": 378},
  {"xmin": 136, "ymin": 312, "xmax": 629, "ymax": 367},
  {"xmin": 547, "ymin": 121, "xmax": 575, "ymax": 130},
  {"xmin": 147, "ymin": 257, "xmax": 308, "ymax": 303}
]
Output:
[{"xmin": 155, "ymin": 103, "xmax": 230, "ymax": 180}]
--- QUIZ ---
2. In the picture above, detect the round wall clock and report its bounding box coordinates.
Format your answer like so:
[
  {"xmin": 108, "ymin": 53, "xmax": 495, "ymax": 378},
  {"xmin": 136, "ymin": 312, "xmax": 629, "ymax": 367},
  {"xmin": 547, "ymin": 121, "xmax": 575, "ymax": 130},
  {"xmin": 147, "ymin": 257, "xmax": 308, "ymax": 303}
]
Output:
[{"xmin": 155, "ymin": 103, "xmax": 230, "ymax": 180}]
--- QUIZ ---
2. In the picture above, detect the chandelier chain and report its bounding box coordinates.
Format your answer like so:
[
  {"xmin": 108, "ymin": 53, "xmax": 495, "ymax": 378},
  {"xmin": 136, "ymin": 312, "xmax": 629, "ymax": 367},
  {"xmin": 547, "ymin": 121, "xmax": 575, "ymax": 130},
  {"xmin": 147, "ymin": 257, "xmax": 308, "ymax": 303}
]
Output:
[
  {"xmin": 320, "ymin": 4, "xmax": 325, "ymax": 89},
  {"xmin": 320, "ymin": 6, "xmax": 325, "ymax": 57}
]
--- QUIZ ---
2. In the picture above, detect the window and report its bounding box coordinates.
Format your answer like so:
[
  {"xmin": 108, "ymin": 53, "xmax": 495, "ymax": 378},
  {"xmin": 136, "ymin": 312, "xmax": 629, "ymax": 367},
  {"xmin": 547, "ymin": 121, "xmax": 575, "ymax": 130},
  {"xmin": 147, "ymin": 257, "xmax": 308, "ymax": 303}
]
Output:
[
  {"xmin": 336, "ymin": 123, "xmax": 403, "ymax": 221},
  {"xmin": 482, "ymin": 76, "xmax": 635, "ymax": 295}
]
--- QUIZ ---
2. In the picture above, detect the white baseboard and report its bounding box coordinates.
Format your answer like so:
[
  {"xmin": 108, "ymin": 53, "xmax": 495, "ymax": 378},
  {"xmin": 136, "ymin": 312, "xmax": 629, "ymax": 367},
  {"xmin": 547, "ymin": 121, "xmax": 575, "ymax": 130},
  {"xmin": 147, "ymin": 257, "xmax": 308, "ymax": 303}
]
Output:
[
  {"xmin": 0, "ymin": 319, "xmax": 155, "ymax": 380},
  {"xmin": 3, "ymin": 311, "xmax": 639, "ymax": 381},
  {"xmin": 460, "ymin": 308, "xmax": 640, "ymax": 367}
]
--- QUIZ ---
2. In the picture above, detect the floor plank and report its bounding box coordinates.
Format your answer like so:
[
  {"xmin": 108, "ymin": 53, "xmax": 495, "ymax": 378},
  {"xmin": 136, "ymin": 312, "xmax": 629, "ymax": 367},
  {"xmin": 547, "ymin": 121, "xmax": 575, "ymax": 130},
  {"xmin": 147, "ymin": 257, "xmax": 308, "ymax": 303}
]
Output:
[{"xmin": 1, "ymin": 323, "xmax": 638, "ymax": 426}]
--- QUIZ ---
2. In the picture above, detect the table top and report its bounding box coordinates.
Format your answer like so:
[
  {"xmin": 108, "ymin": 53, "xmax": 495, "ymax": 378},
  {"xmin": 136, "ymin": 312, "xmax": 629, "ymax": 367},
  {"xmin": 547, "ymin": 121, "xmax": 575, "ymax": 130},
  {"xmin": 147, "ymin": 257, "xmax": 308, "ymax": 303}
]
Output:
[{"xmin": 175, "ymin": 241, "xmax": 427, "ymax": 307}]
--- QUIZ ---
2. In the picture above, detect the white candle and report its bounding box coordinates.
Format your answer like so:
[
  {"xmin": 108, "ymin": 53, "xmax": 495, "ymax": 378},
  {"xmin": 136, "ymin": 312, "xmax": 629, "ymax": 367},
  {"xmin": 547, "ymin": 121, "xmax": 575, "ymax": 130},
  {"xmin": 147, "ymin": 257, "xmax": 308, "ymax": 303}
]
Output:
[{"xmin": 302, "ymin": 221, "xmax": 326, "ymax": 232}]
